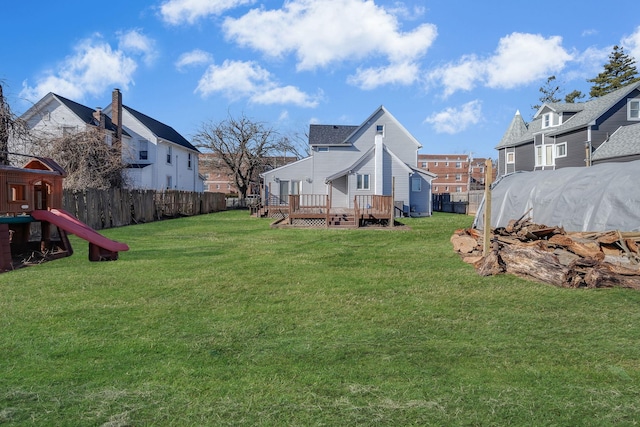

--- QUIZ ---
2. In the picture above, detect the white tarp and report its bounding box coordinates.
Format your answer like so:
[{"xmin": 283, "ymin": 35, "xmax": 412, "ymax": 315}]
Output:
[{"xmin": 474, "ymin": 160, "xmax": 640, "ymax": 232}]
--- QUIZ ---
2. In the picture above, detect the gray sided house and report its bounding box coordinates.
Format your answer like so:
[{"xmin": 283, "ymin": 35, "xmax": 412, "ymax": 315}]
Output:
[
  {"xmin": 260, "ymin": 106, "xmax": 435, "ymax": 217},
  {"xmin": 496, "ymin": 81, "xmax": 640, "ymax": 177}
]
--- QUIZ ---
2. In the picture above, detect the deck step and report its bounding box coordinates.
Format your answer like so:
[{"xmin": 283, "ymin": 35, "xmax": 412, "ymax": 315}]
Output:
[{"xmin": 328, "ymin": 215, "xmax": 357, "ymax": 227}]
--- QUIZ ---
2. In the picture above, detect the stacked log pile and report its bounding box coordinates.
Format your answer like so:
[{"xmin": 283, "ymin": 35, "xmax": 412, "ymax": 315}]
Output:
[{"xmin": 451, "ymin": 216, "xmax": 640, "ymax": 289}]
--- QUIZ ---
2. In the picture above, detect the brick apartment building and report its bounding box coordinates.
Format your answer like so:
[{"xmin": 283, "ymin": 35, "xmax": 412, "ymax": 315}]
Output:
[
  {"xmin": 199, "ymin": 153, "xmax": 298, "ymax": 194},
  {"xmin": 417, "ymin": 154, "xmax": 493, "ymax": 194}
]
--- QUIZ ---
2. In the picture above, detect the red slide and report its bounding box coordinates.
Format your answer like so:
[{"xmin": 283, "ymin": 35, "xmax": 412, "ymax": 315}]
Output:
[{"xmin": 31, "ymin": 209, "xmax": 129, "ymax": 253}]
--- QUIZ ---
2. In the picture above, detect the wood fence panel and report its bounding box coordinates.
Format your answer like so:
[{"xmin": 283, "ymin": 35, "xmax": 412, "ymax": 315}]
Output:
[{"xmin": 62, "ymin": 189, "xmax": 226, "ymax": 230}]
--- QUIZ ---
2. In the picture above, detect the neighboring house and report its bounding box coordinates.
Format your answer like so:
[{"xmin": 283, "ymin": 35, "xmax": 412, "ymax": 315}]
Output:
[
  {"xmin": 102, "ymin": 90, "xmax": 202, "ymax": 191},
  {"xmin": 591, "ymin": 122, "xmax": 640, "ymax": 164},
  {"xmin": 199, "ymin": 153, "xmax": 297, "ymax": 195},
  {"xmin": 417, "ymin": 154, "xmax": 493, "ymax": 194},
  {"xmin": 17, "ymin": 89, "xmax": 203, "ymax": 192},
  {"xmin": 496, "ymin": 81, "xmax": 640, "ymax": 177},
  {"xmin": 260, "ymin": 106, "xmax": 435, "ymax": 217}
]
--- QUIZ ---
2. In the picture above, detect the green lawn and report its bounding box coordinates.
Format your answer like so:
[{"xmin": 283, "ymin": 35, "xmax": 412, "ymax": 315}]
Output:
[{"xmin": 1, "ymin": 210, "xmax": 639, "ymax": 426}]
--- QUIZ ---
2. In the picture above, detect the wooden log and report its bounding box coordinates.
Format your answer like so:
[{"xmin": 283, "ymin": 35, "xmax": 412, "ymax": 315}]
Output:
[
  {"xmin": 451, "ymin": 234, "xmax": 480, "ymax": 254},
  {"xmin": 499, "ymin": 244, "xmax": 568, "ymax": 286},
  {"xmin": 548, "ymin": 234, "xmax": 604, "ymax": 261},
  {"xmin": 475, "ymin": 250, "xmax": 504, "ymax": 276}
]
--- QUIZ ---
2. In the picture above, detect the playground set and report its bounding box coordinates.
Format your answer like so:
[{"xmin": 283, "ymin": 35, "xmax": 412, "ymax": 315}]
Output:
[{"xmin": 0, "ymin": 156, "xmax": 129, "ymax": 272}]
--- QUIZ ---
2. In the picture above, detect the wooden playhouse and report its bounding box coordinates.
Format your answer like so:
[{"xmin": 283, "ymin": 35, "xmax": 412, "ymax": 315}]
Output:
[{"xmin": 0, "ymin": 157, "xmax": 128, "ymax": 271}]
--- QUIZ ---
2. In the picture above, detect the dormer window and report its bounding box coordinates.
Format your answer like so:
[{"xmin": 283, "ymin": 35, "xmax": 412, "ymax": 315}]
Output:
[
  {"xmin": 541, "ymin": 112, "xmax": 562, "ymax": 128},
  {"xmin": 628, "ymin": 98, "xmax": 640, "ymax": 120}
]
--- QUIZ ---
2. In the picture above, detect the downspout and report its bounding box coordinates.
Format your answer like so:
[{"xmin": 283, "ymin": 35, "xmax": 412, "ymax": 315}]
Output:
[{"xmin": 375, "ymin": 134, "xmax": 383, "ymax": 195}]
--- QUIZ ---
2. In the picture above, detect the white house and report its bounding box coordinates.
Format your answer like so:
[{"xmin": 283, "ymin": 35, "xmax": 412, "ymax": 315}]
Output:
[
  {"xmin": 261, "ymin": 106, "xmax": 435, "ymax": 217},
  {"xmin": 17, "ymin": 89, "xmax": 203, "ymax": 192}
]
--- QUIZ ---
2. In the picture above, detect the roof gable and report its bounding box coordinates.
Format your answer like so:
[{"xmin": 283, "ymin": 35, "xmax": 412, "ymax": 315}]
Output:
[
  {"xmin": 345, "ymin": 105, "xmax": 422, "ymax": 149},
  {"xmin": 123, "ymin": 105, "xmax": 199, "ymax": 152}
]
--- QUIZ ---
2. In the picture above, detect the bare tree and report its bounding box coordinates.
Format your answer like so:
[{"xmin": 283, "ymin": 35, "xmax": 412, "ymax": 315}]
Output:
[
  {"xmin": 36, "ymin": 127, "xmax": 128, "ymax": 190},
  {"xmin": 193, "ymin": 113, "xmax": 297, "ymax": 198},
  {"xmin": 0, "ymin": 84, "xmax": 34, "ymax": 166}
]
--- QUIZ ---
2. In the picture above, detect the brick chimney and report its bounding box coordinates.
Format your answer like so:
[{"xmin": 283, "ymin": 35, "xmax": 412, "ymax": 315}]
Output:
[
  {"xmin": 92, "ymin": 107, "xmax": 106, "ymax": 128},
  {"xmin": 111, "ymin": 88, "xmax": 123, "ymax": 146}
]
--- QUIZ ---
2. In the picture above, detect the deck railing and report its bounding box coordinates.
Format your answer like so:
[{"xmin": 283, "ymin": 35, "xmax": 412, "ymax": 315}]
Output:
[
  {"xmin": 355, "ymin": 195, "xmax": 394, "ymax": 225},
  {"xmin": 288, "ymin": 194, "xmax": 330, "ymax": 224}
]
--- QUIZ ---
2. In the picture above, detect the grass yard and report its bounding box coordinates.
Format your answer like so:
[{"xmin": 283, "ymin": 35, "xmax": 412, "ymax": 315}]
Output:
[{"xmin": 1, "ymin": 210, "xmax": 639, "ymax": 426}]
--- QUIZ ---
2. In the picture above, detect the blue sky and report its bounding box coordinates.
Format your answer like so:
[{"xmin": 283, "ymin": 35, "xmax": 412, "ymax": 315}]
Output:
[{"xmin": 2, "ymin": 0, "xmax": 639, "ymax": 159}]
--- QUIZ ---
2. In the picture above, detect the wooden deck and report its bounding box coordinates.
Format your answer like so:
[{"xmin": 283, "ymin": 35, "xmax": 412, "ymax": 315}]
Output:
[{"xmin": 255, "ymin": 194, "xmax": 395, "ymax": 228}]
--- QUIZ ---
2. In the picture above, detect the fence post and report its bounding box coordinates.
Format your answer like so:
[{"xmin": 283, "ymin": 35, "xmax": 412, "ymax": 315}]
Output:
[{"xmin": 483, "ymin": 159, "xmax": 493, "ymax": 256}]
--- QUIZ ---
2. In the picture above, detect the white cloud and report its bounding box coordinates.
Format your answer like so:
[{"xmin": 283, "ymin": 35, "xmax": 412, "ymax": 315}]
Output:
[
  {"xmin": 621, "ymin": 26, "xmax": 640, "ymax": 62},
  {"xmin": 20, "ymin": 34, "xmax": 138, "ymax": 102},
  {"xmin": 223, "ymin": 0, "xmax": 436, "ymax": 74},
  {"xmin": 565, "ymin": 45, "xmax": 610, "ymax": 81},
  {"xmin": 175, "ymin": 49, "xmax": 214, "ymax": 71},
  {"xmin": 486, "ymin": 33, "xmax": 572, "ymax": 89},
  {"xmin": 195, "ymin": 59, "xmax": 320, "ymax": 107},
  {"xmin": 428, "ymin": 54, "xmax": 486, "ymax": 97},
  {"xmin": 159, "ymin": 0, "xmax": 255, "ymax": 25},
  {"xmin": 348, "ymin": 62, "xmax": 419, "ymax": 90},
  {"xmin": 429, "ymin": 33, "xmax": 572, "ymax": 97},
  {"xmin": 118, "ymin": 29, "xmax": 158, "ymax": 66},
  {"xmin": 424, "ymin": 100, "xmax": 482, "ymax": 134}
]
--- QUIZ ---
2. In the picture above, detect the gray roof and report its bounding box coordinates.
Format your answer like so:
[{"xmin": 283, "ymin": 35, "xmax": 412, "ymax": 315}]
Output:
[
  {"xmin": 497, "ymin": 81, "xmax": 640, "ymax": 149},
  {"xmin": 309, "ymin": 124, "xmax": 358, "ymax": 146},
  {"xmin": 54, "ymin": 93, "xmax": 130, "ymax": 137},
  {"xmin": 498, "ymin": 110, "xmax": 528, "ymax": 147},
  {"xmin": 124, "ymin": 105, "xmax": 199, "ymax": 152},
  {"xmin": 591, "ymin": 122, "xmax": 640, "ymax": 161}
]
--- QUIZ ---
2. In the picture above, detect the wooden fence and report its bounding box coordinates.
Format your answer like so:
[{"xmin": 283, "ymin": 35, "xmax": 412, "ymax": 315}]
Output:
[
  {"xmin": 432, "ymin": 190, "xmax": 484, "ymax": 215},
  {"xmin": 62, "ymin": 189, "xmax": 226, "ymax": 230}
]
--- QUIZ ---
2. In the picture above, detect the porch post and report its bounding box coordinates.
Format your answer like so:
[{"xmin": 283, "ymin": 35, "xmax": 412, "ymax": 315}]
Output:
[
  {"xmin": 391, "ymin": 176, "xmax": 395, "ymax": 227},
  {"xmin": 326, "ymin": 182, "xmax": 332, "ymax": 227}
]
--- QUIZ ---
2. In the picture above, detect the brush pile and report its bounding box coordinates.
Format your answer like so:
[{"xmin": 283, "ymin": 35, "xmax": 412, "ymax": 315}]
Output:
[{"xmin": 451, "ymin": 216, "xmax": 640, "ymax": 289}]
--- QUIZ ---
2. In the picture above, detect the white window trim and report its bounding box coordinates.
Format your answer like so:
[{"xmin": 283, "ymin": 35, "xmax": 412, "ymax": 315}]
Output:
[
  {"xmin": 506, "ymin": 151, "xmax": 515, "ymax": 164},
  {"xmin": 535, "ymin": 144, "xmax": 555, "ymax": 167},
  {"xmin": 555, "ymin": 142, "xmax": 567, "ymax": 158},
  {"xmin": 628, "ymin": 98, "xmax": 640, "ymax": 120},
  {"xmin": 356, "ymin": 173, "xmax": 370, "ymax": 190}
]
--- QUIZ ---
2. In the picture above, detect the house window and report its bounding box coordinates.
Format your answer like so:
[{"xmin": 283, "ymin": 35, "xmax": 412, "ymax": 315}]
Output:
[
  {"xmin": 411, "ymin": 177, "xmax": 421, "ymax": 192},
  {"xmin": 455, "ymin": 162, "xmax": 462, "ymax": 168},
  {"xmin": 356, "ymin": 174, "xmax": 370, "ymax": 190},
  {"xmin": 628, "ymin": 99, "xmax": 640, "ymax": 120},
  {"xmin": 455, "ymin": 174, "xmax": 462, "ymax": 181},
  {"xmin": 506, "ymin": 152, "xmax": 515, "ymax": 164},
  {"xmin": 456, "ymin": 186, "xmax": 462, "ymax": 193},
  {"xmin": 535, "ymin": 145, "xmax": 554, "ymax": 166},
  {"xmin": 167, "ymin": 146, "xmax": 172, "ymax": 164},
  {"xmin": 317, "ymin": 147, "xmax": 329, "ymax": 152},
  {"xmin": 376, "ymin": 125, "xmax": 384, "ymax": 135},
  {"xmin": 62, "ymin": 125, "xmax": 75, "ymax": 135},
  {"xmin": 556, "ymin": 142, "xmax": 567, "ymax": 158},
  {"xmin": 9, "ymin": 184, "xmax": 26, "ymax": 202},
  {"xmin": 166, "ymin": 176, "xmax": 172, "ymax": 189},
  {"xmin": 421, "ymin": 162, "xmax": 427, "ymax": 168},
  {"xmin": 188, "ymin": 153, "xmax": 193, "ymax": 169},
  {"xmin": 139, "ymin": 140, "xmax": 148, "ymax": 160},
  {"xmin": 434, "ymin": 162, "xmax": 438, "ymax": 166},
  {"xmin": 542, "ymin": 113, "xmax": 551, "ymax": 128}
]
